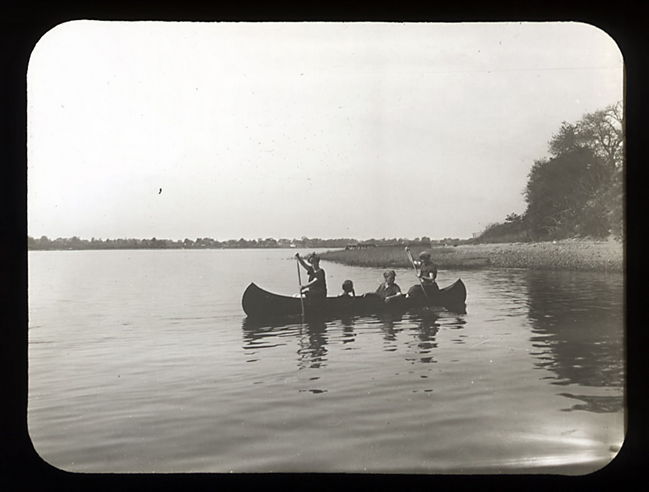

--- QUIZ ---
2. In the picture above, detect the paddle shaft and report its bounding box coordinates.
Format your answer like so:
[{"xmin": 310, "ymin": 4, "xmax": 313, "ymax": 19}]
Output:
[
  {"xmin": 296, "ymin": 257, "xmax": 305, "ymax": 317},
  {"xmin": 406, "ymin": 248, "xmax": 431, "ymax": 303}
]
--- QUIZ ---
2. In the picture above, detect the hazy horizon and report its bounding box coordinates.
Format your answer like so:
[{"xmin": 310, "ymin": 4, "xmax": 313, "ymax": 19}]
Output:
[
  {"xmin": 27, "ymin": 21, "xmax": 623, "ymax": 241},
  {"xmin": 28, "ymin": 232, "xmax": 475, "ymax": 242}
]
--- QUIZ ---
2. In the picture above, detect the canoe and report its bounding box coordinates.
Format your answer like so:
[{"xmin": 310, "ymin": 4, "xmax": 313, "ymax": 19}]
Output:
[{"xmin": 242, "ymin": 279, "xmax": 467, "ymax": 319}]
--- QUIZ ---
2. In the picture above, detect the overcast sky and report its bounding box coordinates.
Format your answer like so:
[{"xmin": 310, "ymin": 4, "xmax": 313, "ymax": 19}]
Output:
[{"xmin": 27, "ymin": 21, "xmax": 623, "ymax": 241}]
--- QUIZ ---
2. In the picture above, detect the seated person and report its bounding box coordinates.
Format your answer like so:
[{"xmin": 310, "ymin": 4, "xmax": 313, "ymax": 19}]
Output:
[
  {"xmin": 340, "ymin": 279, "xmax": 356, "ymax": 297},
  {"xmin": 375, "ymin": 270, "xmax": 403, "ymax": 303}
]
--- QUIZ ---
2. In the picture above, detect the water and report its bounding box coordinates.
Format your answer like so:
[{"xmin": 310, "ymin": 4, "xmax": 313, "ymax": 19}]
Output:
[{"xmin": 27, "ymin": 249, "xmax": 625, "ymax": 474}]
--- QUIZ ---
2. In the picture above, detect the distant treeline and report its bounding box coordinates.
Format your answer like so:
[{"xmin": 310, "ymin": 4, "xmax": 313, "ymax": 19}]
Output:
[
  {"xmin": 478, "ymin": 101, "xmax": 623, "ymax": 243},
  {"xmin": 28, "ymin": 235, "xmax": 468, "ymax": 251}
]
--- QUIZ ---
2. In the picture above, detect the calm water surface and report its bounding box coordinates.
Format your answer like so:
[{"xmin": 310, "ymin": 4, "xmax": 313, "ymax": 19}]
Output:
[{"xmin": 28, "ymin": 249, "xmax": 624, "ymax": 474}]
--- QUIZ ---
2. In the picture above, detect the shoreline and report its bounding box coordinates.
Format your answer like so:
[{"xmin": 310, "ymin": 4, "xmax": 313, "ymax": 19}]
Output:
[{"xmin": 320, "ymin": 239, "xmax": 623, "ymax": 273}]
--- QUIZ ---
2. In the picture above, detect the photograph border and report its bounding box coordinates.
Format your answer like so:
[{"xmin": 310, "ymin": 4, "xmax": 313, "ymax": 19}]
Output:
[{"xmin": 2, "ymin": 2, "xmax": 645, "ymax": 490}]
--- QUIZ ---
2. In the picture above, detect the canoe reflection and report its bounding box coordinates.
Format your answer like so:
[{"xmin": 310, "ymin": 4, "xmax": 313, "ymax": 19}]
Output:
[
  {"xmin": 241, "ymin": 317, "xmax": 331, "ymax": 369},
  {"xmin": 340, "ymin": 315, "xmax": 356, "ymax": 345},
  {"xmin": 297, "ymin": 319, "xmax": 328, "ymax": 370},
  {"xmin": 378, "ymin": 312, "xmax": 403, "ymax": 342},
  {"xmin": 407, "ymin": 313, "xmax": 441, "ymax": 364},
  {"xmin": 241, "ymin": 309, "xmax": 461, "ymax": 368}
]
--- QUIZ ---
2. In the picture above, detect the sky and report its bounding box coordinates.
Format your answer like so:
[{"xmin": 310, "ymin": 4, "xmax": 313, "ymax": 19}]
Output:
[{"xmin": 27, "ymin": 21, "xmax": 623, "ymax": 241}]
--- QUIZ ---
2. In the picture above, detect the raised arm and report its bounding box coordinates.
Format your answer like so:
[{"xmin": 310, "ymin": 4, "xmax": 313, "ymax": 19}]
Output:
[{"xmin": 295, "ymin": 253, "xmax": 311, "ymax": 271}]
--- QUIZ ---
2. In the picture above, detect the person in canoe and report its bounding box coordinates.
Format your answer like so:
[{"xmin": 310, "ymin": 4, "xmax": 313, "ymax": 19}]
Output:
[
  {"xmin": 375, "ymin": 270, "xmax": 404, "ymax": 303},
  {"xmin": 406, "ymin": 251, "xmax": 440, "ymax": 299},
  {"xmin": 339, "ymin": 279, "xmax": 356, "ymax": 297},
  {"xmin": 295, "ymin": 252, "xmax": 327, "ymax": 300}
]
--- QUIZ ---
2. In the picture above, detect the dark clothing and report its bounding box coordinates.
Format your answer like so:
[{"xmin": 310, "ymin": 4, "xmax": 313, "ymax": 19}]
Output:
[
  {"xmin": 375, "ymin": 282, "xmax": 401, "ymax": 299},
  {"xmin": 407, "ymin": 282, "xmax": 439, "ymax": 298},
  {"xmin": 305, "ymin": 267, "xmax": 327, "ymax": 298},
  {"xmin": 419, "ymin": 262, "xmax": 437, "ymax": 284}
]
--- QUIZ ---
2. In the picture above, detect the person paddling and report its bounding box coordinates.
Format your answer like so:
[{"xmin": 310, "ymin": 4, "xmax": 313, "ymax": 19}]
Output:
[
  {"xmin": 295, "ymin": 252, "xmax": 327, "ymax": 300},
  {"xmin": 406, "ymin": 250, "xmax": 439, "ymax": 299}
]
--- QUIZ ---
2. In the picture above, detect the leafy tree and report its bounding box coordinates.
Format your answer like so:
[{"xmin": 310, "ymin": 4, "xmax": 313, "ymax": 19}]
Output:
[
  {"xmin": 549, "ymin": 102, "xmax": 623, "ymax": 168},
  {"xmin": 480, "ymin": 101, "xmax": 623, "ymax": 243},
  {"xmin": 505, "ymin": 213, "xmax": 523, "ymax": 223},
  {"xmin": 547, "ymin": 102, "xmax": 623, "ymax": 238},
  {"xmin": 525, "ymin": 147, "xmax": 612, "ymax": 238}
]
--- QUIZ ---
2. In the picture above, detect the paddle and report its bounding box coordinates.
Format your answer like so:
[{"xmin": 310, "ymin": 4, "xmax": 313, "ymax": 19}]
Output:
[
  {"xmin": 296, "ymin": 254, "xmax": 305, "ymax": 318},
  {"xmin": 405, "ymin": 247, "xmax": 431, "ymax": 305}
]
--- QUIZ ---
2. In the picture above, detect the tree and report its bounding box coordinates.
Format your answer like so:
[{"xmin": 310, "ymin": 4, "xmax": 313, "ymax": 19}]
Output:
[
  {"xmin": 524, "ymin": 147, "xmax": 611, "ymax": 238},
  {"xmin": 549, "ymin": 102, "xmax": 623, "ymax": 238},
  {"xmin": 505, "ymin": 213, "xmax": 523, "ymax": 223},
  {"xmin": 549, "ymin": 101, "xmax": 623, "ymax": 169},
  {"xmin": 519, "ymin": 102, "xmax": 624, "ymax": 240}
]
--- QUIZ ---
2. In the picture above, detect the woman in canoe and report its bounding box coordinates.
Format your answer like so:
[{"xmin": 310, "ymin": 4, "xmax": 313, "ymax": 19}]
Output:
[
  {"xmin": 295, "ymin": 252, "xmax": 327, "ymax": 300},
  {"xmin": 406, "ymin": 251, "xmax": 440, "ymax": 299},
  {"xmin": 375, "ymin": 270, "xmax": 404, "ymax": 303}
]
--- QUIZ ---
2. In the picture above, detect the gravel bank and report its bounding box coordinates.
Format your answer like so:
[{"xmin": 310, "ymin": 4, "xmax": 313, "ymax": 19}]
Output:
[{"xmin": 320, "ymin": 239, "xmax": 623, "ymax": 272}]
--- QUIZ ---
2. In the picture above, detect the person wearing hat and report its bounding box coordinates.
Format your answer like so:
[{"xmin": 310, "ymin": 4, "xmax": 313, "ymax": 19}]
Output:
[
  {"xmin": 407, "ymin": 250, "xmax": 439, "ymax": 298},
  {"xmin": 295, "ymin": 252, "xmax": 327, "ymax": 300},
  {"xmin": 375, "ymin": 270, "xmax": 404, "ymax": 303}
]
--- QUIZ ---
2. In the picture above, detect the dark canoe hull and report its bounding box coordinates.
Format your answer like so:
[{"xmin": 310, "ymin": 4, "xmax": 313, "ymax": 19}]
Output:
[{"xmin": 242, "ymin": 279, "xmax": 467, "ymax": 320}]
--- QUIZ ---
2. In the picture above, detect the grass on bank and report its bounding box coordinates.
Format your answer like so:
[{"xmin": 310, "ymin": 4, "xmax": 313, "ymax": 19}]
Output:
[{"xmin": 320, "ymin": 246, "xmax": 491, "ymax": 269}]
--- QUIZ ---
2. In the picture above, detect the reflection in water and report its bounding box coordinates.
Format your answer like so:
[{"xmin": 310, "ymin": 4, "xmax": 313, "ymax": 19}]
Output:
[
  {"xmin": 411, "ymin": 314, "xmax": 440, "ymax": 364},
  {"xmin": 444, "ymin": 316, "xmax": 468, "ymax": 329},
  {"xmin": 377, "ymin": 312, "xmax": 445, "ymax": 364},
  {"xmin": 241, "ymin": 317, "xmax": 330, "ymax": 370},
  {"xmin": 557, "ymin": 393, "xmax": 624, "ymax": 413},
  {"xmin": 297, "ymin": 320, "xmax": 329, "ymax": 370},
  {"xmin": 443, "ymin": 315, "xmax": 468, "ymax": 345},
  {"xmin": 524, "ymin": 270, "xmax": 624, "ymax": 412},
  {"xmin": 376, "ymin": 313, "xmax": 403, "ymax": 344},
  {"xmin": 416, "ymin": 313, "xmax": 440, "ymax": 339},
  {"xmin": 241, "ymin": 317, "xmax": 299, "ymax": 363},
  {"xmin": 340, "ymin": 316, "xmax": 356, "ymax": 346},
  {"xmin": 241, "ymin": 318, "xmax": 298, "ymax": 344},
  {"xmin": 241, "ymin": 309, "xmax": 459, "ymax": 369}
]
